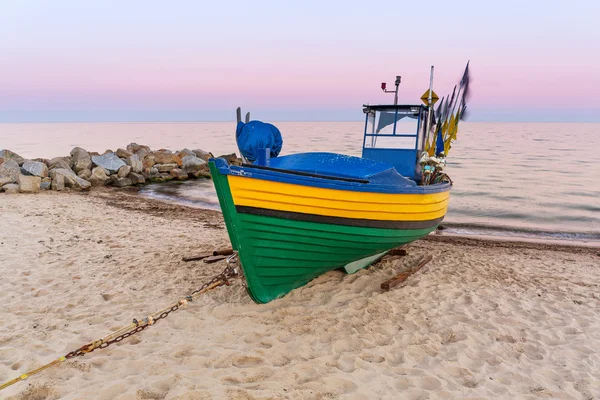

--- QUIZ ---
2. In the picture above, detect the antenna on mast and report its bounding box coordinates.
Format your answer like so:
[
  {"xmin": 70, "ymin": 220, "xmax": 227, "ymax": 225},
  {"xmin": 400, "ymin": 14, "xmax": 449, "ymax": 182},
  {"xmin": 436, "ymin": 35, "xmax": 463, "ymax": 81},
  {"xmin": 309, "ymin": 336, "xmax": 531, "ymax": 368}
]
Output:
[{"xmin": 381, "ymin": 76, "xmax": 401, "ymax": 105}]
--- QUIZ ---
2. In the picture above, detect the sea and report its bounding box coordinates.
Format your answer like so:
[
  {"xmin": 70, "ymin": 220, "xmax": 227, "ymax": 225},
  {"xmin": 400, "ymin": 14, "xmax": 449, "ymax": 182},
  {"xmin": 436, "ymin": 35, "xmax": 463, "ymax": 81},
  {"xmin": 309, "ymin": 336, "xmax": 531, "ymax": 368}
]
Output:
[{"xmin": 2, "ymin": 122, "xmax": 599, "ymax": 246}]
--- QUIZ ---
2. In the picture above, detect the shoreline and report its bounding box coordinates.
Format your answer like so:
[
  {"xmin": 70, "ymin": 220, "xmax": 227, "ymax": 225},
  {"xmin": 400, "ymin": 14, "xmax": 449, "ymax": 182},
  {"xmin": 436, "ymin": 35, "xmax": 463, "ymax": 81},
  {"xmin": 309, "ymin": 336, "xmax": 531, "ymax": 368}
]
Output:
[
  {"xmin": 134, "ymin": 186, "xmax": 600, "ymax": 250},
  {"xmin": 1, "ymin": 191, "xmax": 599, "ymax": 399}
]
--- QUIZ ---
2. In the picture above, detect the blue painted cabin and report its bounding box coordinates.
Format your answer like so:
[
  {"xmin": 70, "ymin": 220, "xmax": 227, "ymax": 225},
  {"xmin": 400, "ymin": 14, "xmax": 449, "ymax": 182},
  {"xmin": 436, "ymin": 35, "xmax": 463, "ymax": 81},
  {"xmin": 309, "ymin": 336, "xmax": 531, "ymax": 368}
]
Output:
[{"xmin": 361, "ymin": 104, "xmax": 428, "ymax": 181}]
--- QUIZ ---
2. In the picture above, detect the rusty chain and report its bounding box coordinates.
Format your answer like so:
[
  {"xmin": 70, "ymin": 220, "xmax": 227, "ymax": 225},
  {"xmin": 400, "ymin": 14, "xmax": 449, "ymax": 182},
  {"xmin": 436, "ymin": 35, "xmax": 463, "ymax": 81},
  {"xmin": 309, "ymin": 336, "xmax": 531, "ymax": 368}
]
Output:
[
  {"xmin": 65, "ymin": 258, "xmax": 239, "ymax": 359},
  {"xmin": 1, "ymin": 253, "xmax": 240, "ymax": 392}
]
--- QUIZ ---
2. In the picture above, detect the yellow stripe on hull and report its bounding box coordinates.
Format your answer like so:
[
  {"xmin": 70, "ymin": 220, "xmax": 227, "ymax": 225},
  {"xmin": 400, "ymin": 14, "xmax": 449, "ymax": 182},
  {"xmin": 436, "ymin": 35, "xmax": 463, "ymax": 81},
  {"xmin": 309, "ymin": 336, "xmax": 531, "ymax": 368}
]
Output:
[{"xmin": 228, "ymin": 175, "xmax": 450, "ymax": 221}]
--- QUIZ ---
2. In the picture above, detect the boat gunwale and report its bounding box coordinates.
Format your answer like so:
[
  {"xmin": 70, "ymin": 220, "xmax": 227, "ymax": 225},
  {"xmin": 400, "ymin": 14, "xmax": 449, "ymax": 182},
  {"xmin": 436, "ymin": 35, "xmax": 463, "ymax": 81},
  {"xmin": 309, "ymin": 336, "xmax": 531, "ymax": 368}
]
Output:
[{"xmin": 212, "ymin": 158, "xmax": 452, "ymax": 195}]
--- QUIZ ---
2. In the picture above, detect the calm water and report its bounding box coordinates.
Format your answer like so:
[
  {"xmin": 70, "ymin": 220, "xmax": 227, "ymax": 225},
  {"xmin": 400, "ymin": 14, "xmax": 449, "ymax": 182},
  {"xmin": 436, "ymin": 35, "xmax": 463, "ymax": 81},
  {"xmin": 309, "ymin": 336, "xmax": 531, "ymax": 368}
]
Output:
[{"xmin": 2, "ymin": 122, "xmax": 599, "ymax": 244}]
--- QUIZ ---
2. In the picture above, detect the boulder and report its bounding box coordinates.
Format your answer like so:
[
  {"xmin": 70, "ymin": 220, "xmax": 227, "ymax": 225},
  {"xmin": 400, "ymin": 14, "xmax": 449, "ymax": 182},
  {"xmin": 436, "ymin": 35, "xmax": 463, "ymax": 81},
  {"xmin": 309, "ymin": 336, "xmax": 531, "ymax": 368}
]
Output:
[
  {"xmin": 91, "ymin": 152, "xmax": 126, "ymax": 174},
  {"xmin": 145, "ymin": 167, "xmax": 160, "ymax": 178},
  {"xmin": 128, "ymin": 172, "xmax": 146, "ymax": 185},
  {"xmin": 125, "ymin": 154, "xmax": 143, "ymax": 173},
  {"xmin": 2, "ymin": 183, "xmax": 19, "ymax": 194},
  {"xmin": 156, "ymin": 163, "xmax": 178, "ymax": 173},
  {"xmin": 21, "ymin": 160, "xmax": 49, "ymax": 177},
  {"xmin": 181, "ymin": 155, "xmax": 207, "ymax": 173},
  {"xmin": 159, "ymin": 173, "xmax": 174, "ymax": 182},
  {"xmin": 176, "ymin": 149, "xmax": 196, "ymax": 159},
  {"xmin": 191, "ymin": 169, "xmax": 211, "ymax": 179},
  {"xmin": 33, "ymin": 158, "xmax": 50, "ymax": 166},
  {"xmin": 170, "ymin": 168, "xmax": 188, "ymax": 180},
  {"xmin": 89, "ymin": 167, "xmax": 110, "ymax": 187},
  {"xmin": 217, "ymin": 153, "xmax": 241, "ymax": 165},
  {"xmin": 117, "ymin": 165, "xmax": 132, "ymax": 178},
  {"xmin": 49, "ymin": 157, "xmax": 72, "ymax": 171},
  {"xmin": 142, "ymin": 154, "xmax": 156, "ymax": 169},
  {"xmin": 78, "ymin": 169, "xmax": 92, "ymax": 179},
  {"xmin": 51, "ymin": 174, "xmax": 65, "ymax": 191},
  {"xmin": 110, "ymin": 176, "xmax": 133, "ymax": 187},
  {"xmin": 40, "ymin": 177, "xmax": 51, "ymax": 190},
  {"xmin": 49, "ymin": 168, "xmax": 91, "ymax": 191},
  {"xmin": 0, "ymin": 159, "xmax": 21, "ymax": 183},
  {"xmin": 126, "ymin": 143, "xmax": 151, "ymax": 154},
  {"xmin": 0, "ymin": 150, "xmax": 25, "ymax": 166},
  {"xmin": 70, "ymin": 147, "xmax": 92, "ymax": 173},
  {"xmin": 193, "ymin": 149, "xmax": 214, "ymax": 162},
  {"xmin": 0, "ymin": 177, "xmax": 12, "ymax": 187},
  {"xmin": 116, "ymin": 148, "xmax": 133, "ymax": 159},
  {"xmin": 18, "ymin": 174, "xmax": 41, "ymax": 193},
  {"xmin": 154, "ymin": 150, "xmax": 182, "ymax": 166}
]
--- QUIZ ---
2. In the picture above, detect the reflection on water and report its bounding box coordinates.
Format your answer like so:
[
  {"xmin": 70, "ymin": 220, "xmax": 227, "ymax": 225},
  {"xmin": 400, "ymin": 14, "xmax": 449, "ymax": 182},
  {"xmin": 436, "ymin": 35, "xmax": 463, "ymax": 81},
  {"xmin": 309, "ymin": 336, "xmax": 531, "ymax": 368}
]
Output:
[{"xmin": 2, "ymin": 121, "xmax": 600, "ymax": 244}]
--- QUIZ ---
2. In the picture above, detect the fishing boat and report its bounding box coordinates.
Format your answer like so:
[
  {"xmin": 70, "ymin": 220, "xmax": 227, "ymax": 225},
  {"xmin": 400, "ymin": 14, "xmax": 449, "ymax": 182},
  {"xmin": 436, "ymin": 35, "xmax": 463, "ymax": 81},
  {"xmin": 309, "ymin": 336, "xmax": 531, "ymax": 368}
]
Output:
[{"xmin": 209, "ymin": 65, "xmax": 470, "ymax": 303}]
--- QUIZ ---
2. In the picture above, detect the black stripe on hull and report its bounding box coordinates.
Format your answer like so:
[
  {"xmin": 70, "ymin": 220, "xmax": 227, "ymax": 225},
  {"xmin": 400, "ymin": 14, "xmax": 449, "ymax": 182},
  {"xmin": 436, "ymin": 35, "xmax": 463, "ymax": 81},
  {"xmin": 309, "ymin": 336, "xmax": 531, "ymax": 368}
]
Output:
[{"xmin": 235, "ymin": 206, "xmax": 444, "ymax": 230}]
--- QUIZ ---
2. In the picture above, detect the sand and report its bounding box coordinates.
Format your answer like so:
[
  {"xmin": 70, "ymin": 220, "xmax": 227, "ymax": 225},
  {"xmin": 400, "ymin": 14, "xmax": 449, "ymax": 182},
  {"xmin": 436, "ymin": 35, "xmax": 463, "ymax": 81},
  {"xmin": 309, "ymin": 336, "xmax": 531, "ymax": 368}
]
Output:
[{"xmin": 0, "ymin": 190, "xmax": 599, "ymax": 400}]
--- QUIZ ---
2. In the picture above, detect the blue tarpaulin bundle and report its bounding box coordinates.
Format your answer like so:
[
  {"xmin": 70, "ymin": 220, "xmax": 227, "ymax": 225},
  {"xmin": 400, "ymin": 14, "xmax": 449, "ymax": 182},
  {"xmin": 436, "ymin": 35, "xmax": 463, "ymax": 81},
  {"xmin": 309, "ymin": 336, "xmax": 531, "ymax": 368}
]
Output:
[{"xmin": 235, "ymin": 120, "xmax": 283, "ymax": 162}]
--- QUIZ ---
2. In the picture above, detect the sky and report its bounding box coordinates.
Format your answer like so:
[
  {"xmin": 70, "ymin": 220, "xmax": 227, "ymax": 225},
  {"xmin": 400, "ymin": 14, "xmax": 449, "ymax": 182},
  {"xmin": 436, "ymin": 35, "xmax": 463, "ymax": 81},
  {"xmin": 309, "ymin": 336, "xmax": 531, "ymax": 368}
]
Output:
[{"xmin": 0, "ymin": 0, "xmax": 599, "ymax": 122}]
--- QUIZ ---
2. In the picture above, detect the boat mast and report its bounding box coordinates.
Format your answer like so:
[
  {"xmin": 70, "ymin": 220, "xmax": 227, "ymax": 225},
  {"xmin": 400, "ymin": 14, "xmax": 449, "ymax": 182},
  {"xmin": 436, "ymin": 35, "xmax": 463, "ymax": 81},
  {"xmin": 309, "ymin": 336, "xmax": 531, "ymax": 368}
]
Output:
[{"xmin": 424, "ymin": 66, "xmax": 435, "ymax": 152}]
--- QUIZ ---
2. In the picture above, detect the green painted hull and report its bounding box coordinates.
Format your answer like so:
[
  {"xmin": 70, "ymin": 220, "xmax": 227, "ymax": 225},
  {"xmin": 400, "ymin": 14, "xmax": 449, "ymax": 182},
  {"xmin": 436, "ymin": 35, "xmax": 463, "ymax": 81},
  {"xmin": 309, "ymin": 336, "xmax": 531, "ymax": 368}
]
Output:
[{"xmin": 210, "ymin": 163, "xmax": 439, "ymax": 303}]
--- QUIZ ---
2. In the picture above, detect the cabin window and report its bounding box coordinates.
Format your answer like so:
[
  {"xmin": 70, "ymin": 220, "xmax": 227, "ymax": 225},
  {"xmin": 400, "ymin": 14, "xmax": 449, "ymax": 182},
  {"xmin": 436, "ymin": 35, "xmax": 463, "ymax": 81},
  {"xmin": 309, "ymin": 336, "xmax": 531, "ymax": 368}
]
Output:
[{"xmin": 364, "ymin": 109, "xmax": 421, "ymax": 150}]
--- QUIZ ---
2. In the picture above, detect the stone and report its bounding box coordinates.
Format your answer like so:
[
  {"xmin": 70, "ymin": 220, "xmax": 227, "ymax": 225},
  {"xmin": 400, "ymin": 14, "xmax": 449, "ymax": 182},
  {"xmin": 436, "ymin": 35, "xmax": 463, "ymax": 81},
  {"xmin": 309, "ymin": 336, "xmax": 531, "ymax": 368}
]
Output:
[
  {"xmin": 2, "ymin": 183, "xmax": 19, "ymax": 194},
  {"xmin": 116, "ymin": 148, "xmax": 133, "ymax": 159},
  {"xmin": 170, "ymin": 168, "xmax": 188, "ymax": 180},
  {"xmin": 51, "ymin": 174, "xmax": 65, "ymax": 191},
  {"xmin": 142, "ymin": 154, "xmax": 156, "ymax": 169},
  {"xmin": 40, "ymin": 177, "xmax": 51, "ymax": 190},
  {"xmin": 128, "ymin": 172, "xmax": 146, "ymax": 185},
  {"xmin": 217, "ymin": 153, "xmax": 241, "ymax": 165},
  {"xmin": 145, "ymin": 167, "xmax": 160, "ymax": 178},
  {"xmin": 156, "ymin": 163, "xmax": 178, "ymax": 172},
  {"xmin": 111, "ymin": 176, "xmax": 133, "ymax": 187},
  {"xmin": 89, "ymin": 167, "xmax": 110, "ymax": 187},
  {"xmin": 18, "ymin": 174, "xmax": 41, "ymax": 193},
  {"xmin": 0, "ymin": 177, "xmax": 12, "ymax": 187},
  {"xmin": 154, "ymin": 150, "xmax": 182, "ymax": 166},
  {"xmin": 125, "ymin": 154, "xmax": 143, "ymax": 173},
  {"xmin": 176, "ymin": 149, "xmax": 196, "ymax": 159},
  {"xmin": 126, "ymin": 143, "xmax": 151, "ymax": 154},
  {"xmin": 49, "ymin": 168, "xmax": 91, "ymax": 191},
  {"xmin": 22, "ymin": 160, "xmax": 49, "ymax": 177},
  {"xmin": 91, "ymin": 152, "xmax": 126, "ymax": 174},
  {"xmin": 191, "ymin": 169, "xmax": 211, "ymax": 179},
  {"xmin": 117, "ymin": 165, "xmax": 132, "ymax": 178},
  {"xmin": 159, "ymin": 173, "xmax": 174, "ymax": 181},
  {"xmin": 181, "ymin": 155, "xmax": 207, "ymax": 173},
  {"xmin": 49, "ymin": 157, "xmax": 72, "ymax": 171},
  {"xmin": 0, "ymin": 150, "xmax": 25, "ymax": 166},
  {"xmin": 78, "ymin": 169, "xmax": 92, "ymax": 179},
  {"xmin": 33, "ymin": 158, "xmax": 50, "ymax": 166},
  {"xmin": 70, "ymin": 147, "xmax": 92, "ymax": 173},
  {"xmin": 193, "ymin": 149, "xmax": 214, "ymax": 162},
  {"xmin": 0, "ymin": 159, "xmax": 21, "ymax": 183}
]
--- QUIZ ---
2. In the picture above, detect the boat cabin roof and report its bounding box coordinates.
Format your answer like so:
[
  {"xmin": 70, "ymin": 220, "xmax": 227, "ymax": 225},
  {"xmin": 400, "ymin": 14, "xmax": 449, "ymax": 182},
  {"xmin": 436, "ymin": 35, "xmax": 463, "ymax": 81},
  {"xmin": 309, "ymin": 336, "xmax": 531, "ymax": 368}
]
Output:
[{"xmin": 362, "ymin": 104, "xmax": 425, "ymax": 112}]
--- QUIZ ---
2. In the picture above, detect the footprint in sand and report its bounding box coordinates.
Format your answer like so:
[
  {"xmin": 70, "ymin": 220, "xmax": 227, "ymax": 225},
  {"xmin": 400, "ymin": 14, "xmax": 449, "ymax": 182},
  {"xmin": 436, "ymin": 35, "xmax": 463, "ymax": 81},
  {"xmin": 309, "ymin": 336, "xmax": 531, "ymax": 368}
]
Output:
[
  {"xmin": 232, "ymin": 355, "xmax": 264, "ymax": 368},
  {"xmin": 414, "ymin": 376, "xmax": 442, "ymax": 390},
  {"xmin": 359, "ymin": 353, "xmax": 385, "ymax": 363}
]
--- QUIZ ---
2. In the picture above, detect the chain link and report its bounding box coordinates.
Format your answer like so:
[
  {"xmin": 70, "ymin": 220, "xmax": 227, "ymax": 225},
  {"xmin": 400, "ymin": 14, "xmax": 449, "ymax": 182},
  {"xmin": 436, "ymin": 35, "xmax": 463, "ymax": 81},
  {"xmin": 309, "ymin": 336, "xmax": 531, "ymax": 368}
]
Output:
[{"xmin": 65, "ymin": 259, "xmax": 239, "ymax": 359}]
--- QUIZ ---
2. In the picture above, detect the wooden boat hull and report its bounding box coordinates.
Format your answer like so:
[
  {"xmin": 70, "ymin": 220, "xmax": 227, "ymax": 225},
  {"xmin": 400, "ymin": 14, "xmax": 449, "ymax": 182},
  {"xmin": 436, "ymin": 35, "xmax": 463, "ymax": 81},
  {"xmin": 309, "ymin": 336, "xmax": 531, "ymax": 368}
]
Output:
[{"xmin": 209, "ymin": 157, "xmax": 450, "ymax": 303}]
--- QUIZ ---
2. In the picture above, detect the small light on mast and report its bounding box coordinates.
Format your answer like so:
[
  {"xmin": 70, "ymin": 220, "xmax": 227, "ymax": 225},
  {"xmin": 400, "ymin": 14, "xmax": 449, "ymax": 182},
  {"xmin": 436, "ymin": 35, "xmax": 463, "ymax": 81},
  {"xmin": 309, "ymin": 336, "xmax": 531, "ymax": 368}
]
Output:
[{"xmin": 381, "ymin": 82, "xmax": 387, "ymax": 91}]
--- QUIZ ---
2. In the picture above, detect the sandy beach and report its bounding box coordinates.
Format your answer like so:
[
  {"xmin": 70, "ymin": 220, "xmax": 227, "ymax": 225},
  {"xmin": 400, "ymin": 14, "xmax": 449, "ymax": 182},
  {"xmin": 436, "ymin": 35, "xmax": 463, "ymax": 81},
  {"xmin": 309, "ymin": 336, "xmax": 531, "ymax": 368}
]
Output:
[{"xmin": 0, "ymin": 190, "xmax": 598, "ymax": 399}]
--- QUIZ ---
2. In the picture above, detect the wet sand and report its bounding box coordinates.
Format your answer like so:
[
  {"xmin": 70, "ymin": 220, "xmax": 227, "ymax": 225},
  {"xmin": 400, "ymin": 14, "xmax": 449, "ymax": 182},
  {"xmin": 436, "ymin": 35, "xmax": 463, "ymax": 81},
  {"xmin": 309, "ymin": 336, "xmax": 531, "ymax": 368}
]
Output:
[{"xmin": 1, "ymin": 190, "xmax": 599, "ymax": 399}]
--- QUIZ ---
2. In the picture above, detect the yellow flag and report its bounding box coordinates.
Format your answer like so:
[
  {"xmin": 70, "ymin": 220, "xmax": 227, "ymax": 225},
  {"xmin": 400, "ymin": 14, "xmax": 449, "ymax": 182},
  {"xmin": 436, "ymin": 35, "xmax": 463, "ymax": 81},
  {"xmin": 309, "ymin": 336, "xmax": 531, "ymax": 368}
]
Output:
[{"xmin": 444, "ymin": 138, "xmax": 452, "ymax": 154}]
